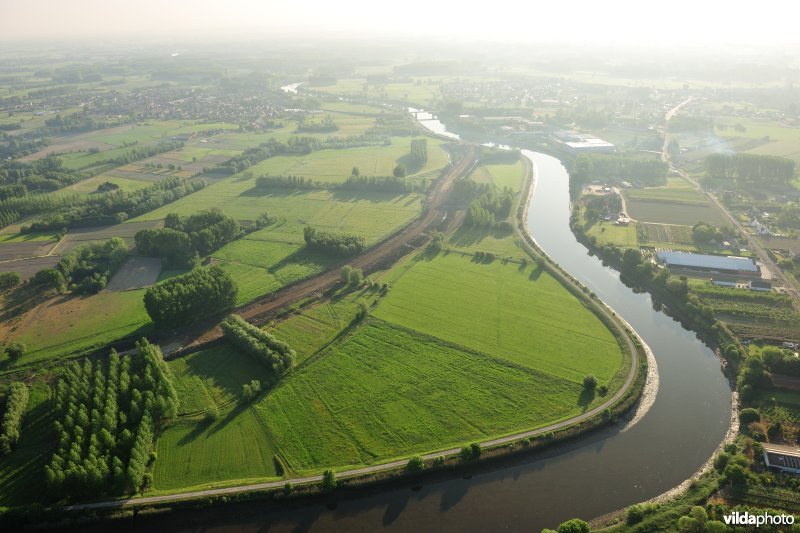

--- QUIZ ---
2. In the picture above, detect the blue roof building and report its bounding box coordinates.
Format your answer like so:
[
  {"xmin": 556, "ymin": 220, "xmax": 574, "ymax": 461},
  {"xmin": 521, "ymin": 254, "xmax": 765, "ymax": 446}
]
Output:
[{"xmin": 656, "ymin": 251, "xmax": 759, "ymax": 275}]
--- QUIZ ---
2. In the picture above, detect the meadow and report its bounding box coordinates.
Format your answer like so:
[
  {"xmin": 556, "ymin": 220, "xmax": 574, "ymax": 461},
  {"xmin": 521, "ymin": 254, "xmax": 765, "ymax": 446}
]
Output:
[
  {"xmin": 237, "ymin": 137, "xmax": 449, "ymax": 184},
  {"xmin": 373, "ymin": 252, "xmax": 623, "ymax": 385},
  {"xmin": 586, "ymin": 222, "xmax": 638, "ymax": 248},
  {"xmin": 256, "ymin": 319, "xmax": 596, "ymax": 472},
  {"xmin": 624, "ymin": 177, "xmax": 708, "ymax": 205},
  {"xmin": 153, "ymin": 407, "xmax": 279, "ymax": 491},
  {"xmin": 625, "ymin": 198, "xmax": 727, "ymax": 226},
  {"xmin": 6, "ymin": 289, "xmax": 151, "ymax": 368},
  {"xmin": 129, "ymin": 178, "xmax": 424, "ymax": 244}
]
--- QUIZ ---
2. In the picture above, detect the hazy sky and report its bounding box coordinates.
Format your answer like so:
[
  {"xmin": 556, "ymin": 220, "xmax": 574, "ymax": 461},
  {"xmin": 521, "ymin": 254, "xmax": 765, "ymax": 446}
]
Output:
[{"xmin": 1, "ymin": 0, "xmax": 798, "ymax": 45}]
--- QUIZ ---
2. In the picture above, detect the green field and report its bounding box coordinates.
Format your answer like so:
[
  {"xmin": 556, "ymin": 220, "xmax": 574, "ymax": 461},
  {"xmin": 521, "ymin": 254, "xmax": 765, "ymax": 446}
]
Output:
[
  {"xmin": 587, "ymin": 222, "xmax": 638, "ymax": 248},
  {"xmin": 153, "ymin": 407, "xmax": 279, "ymax": 491},
  {"xmin": 129, "ymin": 176, "xmax": 424, "ymax": 244},
  {"xmin": 447, "ymin": 160, "xmax": 527, "ymax": 257},
  {"xmin": 213, "ymin": 237, "xmax": 337, "ymax": 304},
  {"xmin": 257, "ymin": 319, "xmax": 600, "ymax": 472},
  {"xmin": 626, "ymin": 198, "xmax": 727, "ymax": 226},
  {"xmin": 152, "ymin": 346, "xmax": 281, "ymax": 490},
  {"xmin": 374, "ymin": 252, "xmax": 623, "ymax": 384},
  {"xmin": 241, "ymin": 137, "xmax": 449, "ymax": 184},
  {"xmin": 65, "ymin": 175, "xmax": 153, "ymax": 195},
  {"xmin": 624, "ymin": 178, "xmax": 708, "ymax": 205},
  {"xmin": 10, "ymin": 290, "xmax": 151, "ymax": 366}
]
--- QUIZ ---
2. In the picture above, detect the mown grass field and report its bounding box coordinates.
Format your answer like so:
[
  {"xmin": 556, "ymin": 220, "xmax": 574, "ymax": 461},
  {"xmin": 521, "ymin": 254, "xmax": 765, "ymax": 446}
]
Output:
[
  {"xmin": 151, "ymin": 345, "xmax": 281, "ymax": 491},
  {"xmin": 373, "ymin": 252, "xmax": 623, "ymax": 384},
  {"xmin": 65, "ymin": 175, "xmax": 153, "ymax": 195},
  {"xmin": 7, "ymin": 290, "xmax": 151, "ymax": 367},
  {"xmin": 153, "ymin": 407, "xmax": 279, "ymax": 491},
  {"xmin": 212, "ymin": 238, "xmax": 337, "ymax": 304},
  {"xmin": 626, "ymin": 198, "xmax": 727, "ymax": 226},
  {"xmin": 240, "ymin": 137, "xmax": 449, "ymax": 184},
  {"xmin": 587, "ymin": 222, "xmax": 638, "ymax": 248},
  {"xmin": 256, "ymin": 319, "xmax": 597, "ymax": 472},
  {"xmin": 624, "ymin": 178, "xmax": 707, "ymax": 204},
  {"xmin": 129, "ymin": 177, "xmax": 424, "ymax": 244},
  {"xmin": 167, "ymin": 345, "xmax": 267, "ymax": 415}
]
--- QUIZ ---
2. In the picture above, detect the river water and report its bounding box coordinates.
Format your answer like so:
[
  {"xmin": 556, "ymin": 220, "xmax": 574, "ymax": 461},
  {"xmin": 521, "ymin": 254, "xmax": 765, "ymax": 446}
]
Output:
[{"xmin": 127, "ymin": 109, "xmax": 732, "ymax": 532}]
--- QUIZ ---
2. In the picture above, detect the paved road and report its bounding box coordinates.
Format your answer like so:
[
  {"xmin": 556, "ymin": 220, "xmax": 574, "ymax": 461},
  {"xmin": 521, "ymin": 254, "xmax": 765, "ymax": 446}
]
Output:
[
  {"xmin": 661, "ymin": 98, "xmax": 800, "ymax": 304},
  {"xmin": 64, "ymin": 153, "xmax": 642, "ymax": 512}
]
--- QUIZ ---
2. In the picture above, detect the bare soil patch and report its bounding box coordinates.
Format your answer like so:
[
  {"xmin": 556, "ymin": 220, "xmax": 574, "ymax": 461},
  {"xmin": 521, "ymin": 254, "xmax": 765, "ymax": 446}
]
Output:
[{"xmin": 106, "ymin": 256, "xmax": 162, "ymax": 291}]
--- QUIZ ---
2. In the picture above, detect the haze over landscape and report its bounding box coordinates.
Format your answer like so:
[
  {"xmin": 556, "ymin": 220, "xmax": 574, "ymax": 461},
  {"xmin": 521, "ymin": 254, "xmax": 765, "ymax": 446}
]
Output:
[
  {"xmin": 1, "ymin": 1, "xmax": 800, "ymax": 532},
  {"xmin": 2, "ymin": 0, "xmax": 800, "ymax": 46}
]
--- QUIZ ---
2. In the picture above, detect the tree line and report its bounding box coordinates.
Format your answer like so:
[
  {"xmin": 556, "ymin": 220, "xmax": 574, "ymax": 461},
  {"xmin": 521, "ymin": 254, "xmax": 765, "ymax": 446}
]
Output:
[
  {"xmin": 0, "ymin": 382, "xmax": 29, "ymax": 456},
  {"xmin": 254, "ymin": 174, "xmax": 419, "ymax": 194},
  {"xmin": 21, "ymin": 177, "xmax": 206, "ymax": 233},
  {"xmin": 464, "ymin": 186, "xmax": 514, "ymax": 230},
  {"xmin": 0, "ymin": 156, "xmax": 85, "ymax": 199},
  {"xmin": 705, "ymin": 153, "xmax": 795, "ymax": 185},
  {"xmin": 409, "ymin": 138, "xmax": 428, "ymax": 168},
  {"xmin": 303, "ymin": 226, "xmax": 366, "ymax": 257},
  {"xmin": 144, "ymin": 265, "xmax": 238, "ymax": 328},
  {"xmin": 135, "ymin": 209, "xmax": 240, "ymax": 268},
  {"xmin": 95, "ymin": 140, "xmax": 184, "ymax": 167},
  {"xmin": 571, "ymin": 154, "xmax": 668, "ymax": 189},
  {"xmin": 44, "ymin": 340, "xmax": 178, "ymax": 499},
  {"xmin": 220, "ymin": 314, "xmax": 295, "ymax": 381}
]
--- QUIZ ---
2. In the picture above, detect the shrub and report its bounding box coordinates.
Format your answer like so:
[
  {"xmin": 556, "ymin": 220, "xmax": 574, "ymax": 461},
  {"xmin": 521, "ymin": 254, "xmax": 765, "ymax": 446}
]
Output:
[
  {"xmin": 5, "ymin": 342, "xmax": 25, "ymax": 360},
  {"xmin": 0, "ymin": 271, "xmax": 20, "ymax": 290},
  {"xmin": 406, "ymin": 456, "xmax": 424, "ymax": 473},
  {"xmin": 739, "ymin": 408, "xmax": 760, "ymax": 425},
  {"xmin": 321, "ymin": 469, "xmax": 337, "ymax": 490},
  {"xmin": 204, "ymin": 405, "xmax": 219, "ymax": 422}
]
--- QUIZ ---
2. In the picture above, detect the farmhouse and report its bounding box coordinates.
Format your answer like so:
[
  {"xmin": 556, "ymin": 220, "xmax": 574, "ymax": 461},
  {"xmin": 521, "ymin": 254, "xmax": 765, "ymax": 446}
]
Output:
[
  {"xmin": 762, "ymin": 443, "xmax": 800, "ymax": 475},
  {"xmin": 656, "ymin": 250, "xmax": 760, "ymax": 276}
]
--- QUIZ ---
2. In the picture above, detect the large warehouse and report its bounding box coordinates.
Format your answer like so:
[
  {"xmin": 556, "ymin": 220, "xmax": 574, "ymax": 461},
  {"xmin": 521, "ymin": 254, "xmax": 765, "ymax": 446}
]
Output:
[{"xmin": 656, "ymin": 251, "xmax": 760, "ymax": 276}]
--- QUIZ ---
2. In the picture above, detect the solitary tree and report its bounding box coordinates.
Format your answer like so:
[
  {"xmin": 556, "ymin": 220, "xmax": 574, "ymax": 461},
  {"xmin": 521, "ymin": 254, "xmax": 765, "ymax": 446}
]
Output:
[
  {"xmin": 406, "ymin": 456, "xmax": 424, "ymax": 473},
  {"xmin": 321, "ymin": 469, "xmax": 337, "ymax": 490},
  {"xmin": 5, "ymin": 342, "xmax": 26, "ymax": 361},
  {"xmin": 583, "ymin": 375, "xmax": 597, "ymax": 391},
  {"xmin": 393, "ymin": 164, "xmax": 407, "ymax": 178}
]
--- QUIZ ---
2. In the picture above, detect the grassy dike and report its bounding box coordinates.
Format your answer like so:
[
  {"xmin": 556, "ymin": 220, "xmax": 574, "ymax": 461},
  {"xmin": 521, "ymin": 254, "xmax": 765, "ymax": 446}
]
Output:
[{"xmin": 4, "ymin": 151, "xmax": 652, "ymax": 531}]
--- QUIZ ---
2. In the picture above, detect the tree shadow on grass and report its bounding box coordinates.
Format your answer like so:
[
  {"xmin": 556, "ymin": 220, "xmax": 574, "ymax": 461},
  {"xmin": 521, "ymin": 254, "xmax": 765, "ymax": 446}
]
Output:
[
  {"xmin": 238, "ymin": 187, "xmax": 308, "ymax": 199},
  {"xmin": 266, "ymin": 247, "xmax": 334, "ymax": 275},
  {"xmin": 449, "ymin": 225, "xmax": 512, "ymax": 250},
  {"xmin": 329, "ymin": 188, "xmax": 405, "ymax": 204},
  {"xmin": 177, "ymin": 417, "xmax": 215, "ymax": 446},
  {"xmin": 577, "ymin": 388, "xmax": 596, "ymax": 412},
  {"xmin": 528, "ymin": 264, "xmax": 544, "ymax": 281}
]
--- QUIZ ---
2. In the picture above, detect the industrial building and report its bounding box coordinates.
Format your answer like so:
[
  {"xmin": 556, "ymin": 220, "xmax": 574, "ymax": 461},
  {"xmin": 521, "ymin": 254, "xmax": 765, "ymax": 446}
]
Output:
[
  {"xmin": 762, "ymin": 443, "xmax": 800, "ymax": 475},
  {"xmin": 552, "ymin": 131, "xmax": 616, "ymax": 155},
  {"xmin": 656, "ymin": 251, "xmax": 760, "ymax": 276}
]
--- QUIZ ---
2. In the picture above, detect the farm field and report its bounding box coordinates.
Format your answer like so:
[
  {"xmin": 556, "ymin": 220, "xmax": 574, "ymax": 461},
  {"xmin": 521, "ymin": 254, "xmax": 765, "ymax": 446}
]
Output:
[
  {"xmin": 623, "ymin": 177, "xmax": 707, "ymax": 204},
  {"xmin": 586, "ymin": 222, "xmax": 638, "ymax": 248},
  {"xmin": 241, "ymin": 137, "xmax": 449, "ymax": 184},
  {"xmin": 153, "ymin": 407, "xmax": 279, "ymax": 491},
  {"xmin": 373, "ymin": 252, "xmax": 624, "ymax": 384},
  {"xmin": 167, "ymin": 344, "xmax": 271, "ymax": 416},
  {"xmin": 129, "ymin": 177, "xmax": 424, "ymax": 244},
  {"xmin": 65, "ymin": 174, "xmax": 153, "ymax": 195},
  {"xmin": 257, "ymin": 319, "xmax": 598, "ymax": 473},
  {"xmin": 213, "ymin": 238, "xmax": 336, "ymax": 304},
  {"xmin": 625, "ymin": 198, "xmax": 727, "ymax": 226},
  {"xmin": 4, "ymin": 289, "xmax": 151, "ymax": 368}
]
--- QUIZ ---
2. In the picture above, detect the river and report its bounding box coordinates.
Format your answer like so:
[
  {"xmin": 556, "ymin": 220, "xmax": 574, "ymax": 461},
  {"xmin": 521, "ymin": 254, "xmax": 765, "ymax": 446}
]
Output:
[{"xmin": 118, "ymin": 108, "xmax": 732, "ymax": 532}]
